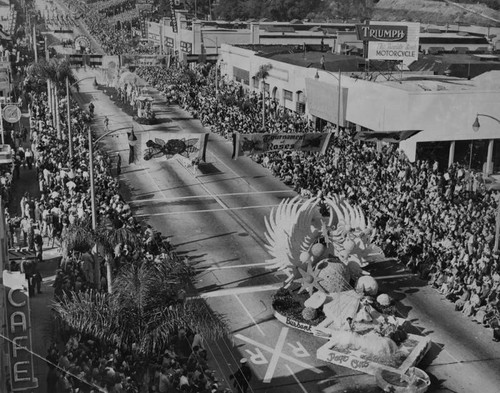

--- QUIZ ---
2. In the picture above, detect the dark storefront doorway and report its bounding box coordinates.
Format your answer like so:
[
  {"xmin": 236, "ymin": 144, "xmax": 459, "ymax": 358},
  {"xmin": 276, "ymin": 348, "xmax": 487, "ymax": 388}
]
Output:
[{"xmin": 416, "ymin": 141, "xmax": 450, "ymax": 171}]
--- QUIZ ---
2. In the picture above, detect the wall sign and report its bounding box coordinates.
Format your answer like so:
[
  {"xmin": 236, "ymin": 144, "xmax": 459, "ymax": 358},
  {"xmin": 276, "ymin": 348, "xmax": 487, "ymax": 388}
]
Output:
[{"xmin": 3, "ymin": 271, "xmax": 38, "ymax": 391}]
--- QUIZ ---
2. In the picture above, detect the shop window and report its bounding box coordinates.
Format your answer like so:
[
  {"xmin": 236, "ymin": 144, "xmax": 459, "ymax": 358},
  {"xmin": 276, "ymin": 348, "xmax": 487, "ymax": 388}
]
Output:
[
  {"xmin": 296, "ymin": 102, "xmax": 305, "ymax": 114},
  {"xmin": 283, "ymin": 89, "xmax": 293, "ymax": 101}
]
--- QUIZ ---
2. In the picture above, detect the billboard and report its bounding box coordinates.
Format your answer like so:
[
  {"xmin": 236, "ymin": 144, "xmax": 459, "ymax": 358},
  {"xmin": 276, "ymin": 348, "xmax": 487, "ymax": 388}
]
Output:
[
  {"xmin": 232, "ymin": 132, "xmax": 332, "ymax": 159},
  {"xmin": 3, "ymin": 271, "xmax": 38, "ymax": 391},
  {"xmin": 357, "ymin": 22, "xmax": 420, "ymax": 64}
]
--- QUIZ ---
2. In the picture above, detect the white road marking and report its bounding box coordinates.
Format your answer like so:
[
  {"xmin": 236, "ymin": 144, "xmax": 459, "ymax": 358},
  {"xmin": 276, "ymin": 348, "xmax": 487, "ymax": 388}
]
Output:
[
  {"xmin": 374, "ymin": 273, "xmax": 417, "ymax": 280},
  {"xmin": 207, "ymin": 150, "xmax": 257, "ymax": 191},
  {"xmin": 264, "ymin": 327, "xmax": 288, "ymax": 383},
  {"xmin": 286, "ymin": 364, "xmax": 309, "ymax": 393},
  {"xmin": 234, "ymin": 295, "xmax": 266, "ymax": 337},
  {"xmin": 128, "ymin": 189, "xmax": 295, "ymax": 205},
  {"xmin": 189, "ymin": 283, "xmax": 282, "ymax": 299},
  {"xmin": 234, "ymin": 333, "xmax": 323, "ymax": 374},
  {"xmin": 134, "ymin": 204, "xmax": 281, "ymax": 217},
  {"xmin": 195, "ymin": 262, "xmax": 271, "ymax": 271}
]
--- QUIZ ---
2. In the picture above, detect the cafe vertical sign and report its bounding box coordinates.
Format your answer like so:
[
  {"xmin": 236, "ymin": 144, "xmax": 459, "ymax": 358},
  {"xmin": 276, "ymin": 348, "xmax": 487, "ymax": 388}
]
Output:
[{"xmin": 3, "ymin": 271, "xmax": 38, "ymax": 391}]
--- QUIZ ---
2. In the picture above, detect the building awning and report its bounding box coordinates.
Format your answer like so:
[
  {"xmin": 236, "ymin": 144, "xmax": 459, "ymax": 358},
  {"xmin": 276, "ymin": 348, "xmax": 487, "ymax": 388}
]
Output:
[
  {"xmin": 263, "ymin": 25, "xmax": 295, "ymax": 33},
  {"xmin": 355, "ymin": 130, "xmax": 422, "ymax": 143}
]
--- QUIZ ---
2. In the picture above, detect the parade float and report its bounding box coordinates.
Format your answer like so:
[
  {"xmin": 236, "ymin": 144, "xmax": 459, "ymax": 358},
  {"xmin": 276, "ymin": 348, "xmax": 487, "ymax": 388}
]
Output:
[
  {"xmin": 264, "ymin": 196, "xmax": 431, "ymax": 392},
  {"xmin": 134, "ymin": 87, "xmax": 156, "ymax": 125}
]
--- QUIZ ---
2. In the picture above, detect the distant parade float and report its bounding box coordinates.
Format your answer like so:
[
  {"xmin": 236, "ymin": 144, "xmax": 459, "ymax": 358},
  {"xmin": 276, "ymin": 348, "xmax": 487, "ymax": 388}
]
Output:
[{"xmin": 264, "ymin": 196, "xmax": 431, "ymax": 392}]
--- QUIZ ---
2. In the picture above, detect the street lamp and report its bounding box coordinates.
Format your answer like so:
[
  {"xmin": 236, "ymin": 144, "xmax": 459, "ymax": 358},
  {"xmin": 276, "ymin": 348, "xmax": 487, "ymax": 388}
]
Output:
[
  {"xmin": 472, "ymin": 114, "xmax": 500, "ymax": 133},
  {"xmin": 472, "ymin": 113, "xmax": 500, "ymax": 252},
  {"xmin": 314, "ymin": 68, "xmax": 343, "ymax": 130},
  {"xmin": 201, "ymin": 36, "xmax": 219, "ymax": 95},
  {"xmin": 67, "ymin": 75, "xmax": 101, "ymax": 166}
]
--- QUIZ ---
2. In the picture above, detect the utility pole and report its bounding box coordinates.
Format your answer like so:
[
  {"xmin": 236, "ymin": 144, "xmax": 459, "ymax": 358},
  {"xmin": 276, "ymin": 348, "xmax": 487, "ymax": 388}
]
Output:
[
  {"xmin": 32, "ymin": 25, "xmax": 37, "ymax": 63},
  {"xmin": 66, "ymin": 77, "xmax": 73, "ymax": 164},
  {"xmin": 0, "ymin": 104, "xmax": 4, "ymax": 144},
  {"xmin": 88, "ymin": 127, "xmax": 96, "ymax": 231},
  {"xmin": 88, "ymin": 126, "xmax": 100, "ymax": 290}
]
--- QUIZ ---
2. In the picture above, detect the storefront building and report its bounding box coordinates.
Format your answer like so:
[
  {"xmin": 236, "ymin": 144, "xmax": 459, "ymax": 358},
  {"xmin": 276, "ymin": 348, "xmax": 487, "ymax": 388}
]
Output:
[{"xmin": 220, "ymin": 43, "xmax": 500, "ymax": 173}]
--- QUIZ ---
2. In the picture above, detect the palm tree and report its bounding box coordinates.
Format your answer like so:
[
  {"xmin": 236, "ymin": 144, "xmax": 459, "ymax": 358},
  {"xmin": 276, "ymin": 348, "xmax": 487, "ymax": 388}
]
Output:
[
  {"xmin": 63, "ymin": 220, "xmax": 140, "ymax": 294},
  {"xmin": 254, "ymin": 64, "xmax": 272, "ymax": 132},
  {"xmin": 27, "ymin": 59, "xmax": 78, "ymax": 138},
  {"xmin": 52, "ymin": 256, "xmax": 228, "ymax": 357}
]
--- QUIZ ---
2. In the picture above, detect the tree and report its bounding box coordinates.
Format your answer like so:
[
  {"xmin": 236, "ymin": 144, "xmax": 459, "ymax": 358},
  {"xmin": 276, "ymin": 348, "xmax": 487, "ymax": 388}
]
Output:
[
  {"xmin": 214, "ymin": 0, "xmax": 322, "ymax": 21},
  {"xmin": 63, "ymin": 220, "xmax": 140, "ymax": 294},
  {"xmin": 263, "ymin": 0, "xmax": 321, "ymax": 21},
  {"xmin": 27, "ymin": 59, "xmax": 78, "ymax": 138},
  {"xmin": 325, "ymin": 0, "xmax": 374, "ymax": 22},
  {"xmin": 214, "ymin": 0, "xmax": 249, "ymax": 20},
  {"xmin": 184, "ymin": 0, "xmax": 211, "ymax": 19},
  {"xmin": 254, "ymin": 64, "xmax": 272, "ymax": 131},
  {"xmin": 53, "ymin": 256, "xmax": 228, "ymax": 357}
]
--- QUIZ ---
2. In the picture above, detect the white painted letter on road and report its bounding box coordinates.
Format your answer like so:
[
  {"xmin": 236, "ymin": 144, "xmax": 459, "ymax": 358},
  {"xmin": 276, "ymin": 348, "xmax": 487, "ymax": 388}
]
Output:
[
  {"xmin": 245, "ymin": 348, "xmax": 268, "ymax": 365},
  {"xmin": 287, "ymin": 342, "xmax": 309, "ymax": 358}
]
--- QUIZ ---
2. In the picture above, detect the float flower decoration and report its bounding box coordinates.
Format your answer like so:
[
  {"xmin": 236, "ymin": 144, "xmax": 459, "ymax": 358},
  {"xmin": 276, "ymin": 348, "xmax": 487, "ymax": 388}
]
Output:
[
  {"xmin": 265, "ymin": 196, "xmax": 431, "ymax": 387},
  {"xmin": 264, "ymin": 195, "xmax": 384, "ymax": 285}
]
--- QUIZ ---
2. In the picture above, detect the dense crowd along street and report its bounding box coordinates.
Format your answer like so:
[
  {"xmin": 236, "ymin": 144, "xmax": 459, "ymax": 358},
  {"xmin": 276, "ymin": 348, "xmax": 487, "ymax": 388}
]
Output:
[{"xmin": 136, "ymin": 63, "xmax": 500, "ymax": 336}]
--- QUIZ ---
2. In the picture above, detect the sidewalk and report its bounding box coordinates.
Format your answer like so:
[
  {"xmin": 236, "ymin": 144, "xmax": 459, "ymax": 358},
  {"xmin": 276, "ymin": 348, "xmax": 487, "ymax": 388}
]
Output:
[{"xmin": 8, "ymin": 111, "xmax": 61, "ymax": 393}]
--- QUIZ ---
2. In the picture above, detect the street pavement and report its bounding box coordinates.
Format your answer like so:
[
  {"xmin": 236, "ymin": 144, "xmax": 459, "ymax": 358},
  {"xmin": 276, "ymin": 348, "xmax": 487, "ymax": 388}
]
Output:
[{"xmin": 64, "ymin": 68, "xmax": 500, "ymax": 393}]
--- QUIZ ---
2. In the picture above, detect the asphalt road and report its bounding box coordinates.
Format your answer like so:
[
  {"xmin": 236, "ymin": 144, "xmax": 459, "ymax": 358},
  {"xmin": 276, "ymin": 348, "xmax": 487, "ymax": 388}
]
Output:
[{"xmin": 69, "ymin": 65, "xmax": 500, "ymax": 393}]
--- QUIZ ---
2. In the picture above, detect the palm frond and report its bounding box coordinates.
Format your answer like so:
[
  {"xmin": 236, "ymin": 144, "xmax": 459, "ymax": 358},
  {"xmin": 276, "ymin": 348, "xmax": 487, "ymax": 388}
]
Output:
[
  {"xmin": 64, "ymin": 223, "xmax": 95, "ymax": 252},
  {"xmin": 255, "ymin": 63, "xmax": 272, "ymax": 81},
  {"xmin": 53, "ymin": 250, "xmax": 228, "ymax": 357}
]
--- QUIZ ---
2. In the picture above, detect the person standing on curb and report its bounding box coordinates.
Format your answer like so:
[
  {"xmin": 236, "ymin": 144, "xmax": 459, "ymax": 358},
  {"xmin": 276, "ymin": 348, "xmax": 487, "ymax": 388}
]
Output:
[
  {"xmin": 116, "ymin": 153, "xmax": 121, "ymax": 177},
  {"xmin": 229, "ymin": 358, "xmax": 252, "ymax": 393}
]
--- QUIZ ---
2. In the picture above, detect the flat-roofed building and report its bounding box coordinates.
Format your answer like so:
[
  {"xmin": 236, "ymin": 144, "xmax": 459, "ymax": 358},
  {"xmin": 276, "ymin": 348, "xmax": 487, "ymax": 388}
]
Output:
[{"xmin": 220, "ymin": 43, "xmax": 500, "ymax": 173}]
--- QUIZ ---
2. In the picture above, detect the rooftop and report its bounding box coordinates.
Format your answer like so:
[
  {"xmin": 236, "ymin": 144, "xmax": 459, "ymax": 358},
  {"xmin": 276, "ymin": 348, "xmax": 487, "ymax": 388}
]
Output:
[
  {"xmin": 239, "ymin": 47, "xmax": 366, "ymax": 73},
  {"xmin": 379, "ymin": 75, "xmax": 476, "ymax": 92},
  {"xmin": 376, "ymin": 71, "xmax": 500, "ymax": 92}
]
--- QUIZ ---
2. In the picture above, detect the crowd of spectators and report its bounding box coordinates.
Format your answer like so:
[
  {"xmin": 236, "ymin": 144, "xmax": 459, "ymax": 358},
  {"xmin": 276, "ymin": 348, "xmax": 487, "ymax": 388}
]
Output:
[
  {"xmin": 14, "ymin": 77, "xmax": 231, "ymax": 390},
  {"xmin": 136, "ymin": 64, "xmax": 500, "ymax": 339},
  {"xmin": 45, "ymin": 326, "xmax": 228, "ymax": 393},
  {"xmin": 98, "ymin": 0, "xmax": 136, "ymax": 18},
  {"xmin": 62, "ymin": 0, "xmax": 143, "ymax": 55}
]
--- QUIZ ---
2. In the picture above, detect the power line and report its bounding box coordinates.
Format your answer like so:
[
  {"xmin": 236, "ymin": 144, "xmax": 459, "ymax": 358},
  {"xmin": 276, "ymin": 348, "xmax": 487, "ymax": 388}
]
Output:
[{"xmin": 0, "ymin": 332, "xmax": 107, "ymax": 392}]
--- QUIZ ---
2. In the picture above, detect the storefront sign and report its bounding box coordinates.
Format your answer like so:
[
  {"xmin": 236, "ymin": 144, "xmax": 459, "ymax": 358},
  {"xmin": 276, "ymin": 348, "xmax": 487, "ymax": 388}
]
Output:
[
  {"xmin": 359, "ymin": 22, "xmax": 420, "ymax": 64},
  {"xmin": 168, "ymin": 0, "xmax": 178, "ymax": 33},
  {"xmin": 356, "ymin": 24, "xmax": 408, "ymax": 42},
  {"xmin": 2, "ymin": 105, "xmax": 21, "ymax": 123},
  {"xmin": 3, "ymin": 271, "xmax": 38, "ymax": 391},
  {"xmin": 180, "ymin": 41, "xmax": 192, "ymax": 54}
]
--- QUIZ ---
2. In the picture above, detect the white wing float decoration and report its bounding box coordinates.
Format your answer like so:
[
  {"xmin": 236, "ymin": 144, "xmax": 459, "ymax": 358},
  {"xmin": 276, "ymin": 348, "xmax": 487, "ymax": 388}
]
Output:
[
  {"xmin": 265, "ymin": 196, "xmax": 431, "ymax": 383},
  {"xmin": 264, "ymin": 195, "xmax": 384, "ymax": 286}
]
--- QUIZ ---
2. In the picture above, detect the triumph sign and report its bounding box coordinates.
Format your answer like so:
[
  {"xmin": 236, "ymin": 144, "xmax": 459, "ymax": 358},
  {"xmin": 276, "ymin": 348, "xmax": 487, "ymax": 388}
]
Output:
[
  {"xmin": 357, "ymin": 22, "xmax": 420, "ymax": 64},
  {"xmin": 356, "ymin": 24, "xmax": 408, "ymax": 42}
]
